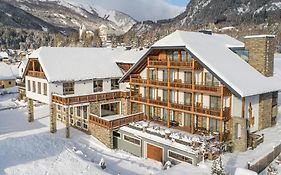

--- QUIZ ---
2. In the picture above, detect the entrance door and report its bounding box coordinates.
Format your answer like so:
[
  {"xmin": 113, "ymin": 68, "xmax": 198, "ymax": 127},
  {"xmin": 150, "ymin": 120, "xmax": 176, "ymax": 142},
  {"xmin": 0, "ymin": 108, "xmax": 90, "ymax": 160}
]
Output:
[{"xmin": 147, "ymin": 143, "xmax": 163, "ymax": 162}]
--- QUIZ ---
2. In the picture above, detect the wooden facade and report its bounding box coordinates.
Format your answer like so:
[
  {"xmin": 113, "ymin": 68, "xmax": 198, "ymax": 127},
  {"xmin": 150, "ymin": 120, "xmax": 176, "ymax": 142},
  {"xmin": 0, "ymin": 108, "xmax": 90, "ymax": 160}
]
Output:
[
  {"xmin": 129, "ymin": 50, "xmax": 233, "ymax": 141},
  {"xmin": 26, "ymin": 59, "xmax": 46, "ymax": 79}
]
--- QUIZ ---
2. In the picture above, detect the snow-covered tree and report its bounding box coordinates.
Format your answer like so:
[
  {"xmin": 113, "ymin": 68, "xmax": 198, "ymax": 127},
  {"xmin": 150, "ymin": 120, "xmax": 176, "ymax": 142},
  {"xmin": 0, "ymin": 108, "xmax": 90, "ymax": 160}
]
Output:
[
  {"xmin": 267, "ymin": 164, "xmax": 277, "ymax": 175},
  {"xmin": 99, "ymin": 158, "xmax": 106, "ymax": 170},
  {"xmin": 163, "ymin": 161, "xmax": 172, "ymax": 170},
  {"xmin": 211, "ymin": 156, "xmax": 226, "ymax": 175}
]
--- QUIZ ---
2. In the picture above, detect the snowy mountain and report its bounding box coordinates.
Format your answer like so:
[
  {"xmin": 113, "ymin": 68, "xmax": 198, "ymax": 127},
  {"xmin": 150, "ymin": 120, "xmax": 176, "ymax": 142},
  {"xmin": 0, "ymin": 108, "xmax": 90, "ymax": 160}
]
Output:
[
  {"xmin": 123, "ymin": 0, "xmax": 281, "ymax": 48},
  {"xmin": 2, "ymin": 0, "xmax": 136, "ymax": 34}
]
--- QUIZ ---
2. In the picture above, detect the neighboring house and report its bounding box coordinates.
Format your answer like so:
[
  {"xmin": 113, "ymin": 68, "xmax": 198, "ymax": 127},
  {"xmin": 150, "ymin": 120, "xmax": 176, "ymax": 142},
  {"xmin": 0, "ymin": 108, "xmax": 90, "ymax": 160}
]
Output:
[
  {"xmin": 23, "ymin": 47, "xmax": 147, "ymax": 143},
  {"xmin": 0, "ymin": 62, "xmax": 17, "ymax": 88},
  {"xmin": 117, "ymin": 30, "xmax": 280, "ymax": 163},
  {"xmin": 0, "ymin": 51, "xmax": 9, "ymax": 63},
  {"xmin": 18, "ymin": 59, "xmax": 28, "ymax": 100}
]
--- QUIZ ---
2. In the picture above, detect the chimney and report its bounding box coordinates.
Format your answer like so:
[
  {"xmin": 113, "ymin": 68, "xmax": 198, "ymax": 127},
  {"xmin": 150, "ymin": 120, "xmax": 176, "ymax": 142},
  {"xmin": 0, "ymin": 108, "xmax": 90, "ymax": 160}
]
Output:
[{"xmin": 244, "ymin": 35, "xmax": 275, "ymax": 77}]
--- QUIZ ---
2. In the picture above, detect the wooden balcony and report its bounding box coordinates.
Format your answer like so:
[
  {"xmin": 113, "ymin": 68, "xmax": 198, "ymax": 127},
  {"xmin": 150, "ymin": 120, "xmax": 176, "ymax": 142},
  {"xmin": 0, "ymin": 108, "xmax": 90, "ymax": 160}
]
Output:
[
  {"xmin": 131, "ymin": 77, "xmax": 221, "ymax": 95},
  {"xmin": 52, "ymin": 91, "xmax": 130, "ymax": 105},
  {"xmin": 147, "ymin": 56, "xmax": 199, "ymax": 69},
  {"xmin": 194, "ymin": 106, "xmax": 220, "ymax": 117},
  {"xmin": 27, "ymin": 71, "xmax": 45, "ymax": 79},
  {"xmin": 194, "ymin": 83, "xmax": 221, "ymax": 93},
  {"xmin": 89, "ymin": 112, "xmax": 145, "ymax": 129},
  {"xmin": 170, "ymin": 102, "xmax": 192, "ymax": 111}
]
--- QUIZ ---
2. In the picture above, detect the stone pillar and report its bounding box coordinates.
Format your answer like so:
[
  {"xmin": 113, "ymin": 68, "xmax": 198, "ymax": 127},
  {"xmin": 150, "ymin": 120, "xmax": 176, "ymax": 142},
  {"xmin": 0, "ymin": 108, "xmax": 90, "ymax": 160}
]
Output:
[
  {"xmin": 258, "ymin": 92, "xmax": 273, "ymax": 130},
  {"xmin": 244, "ymin": 35, "xmax": 275, "ymax": 77},
  {"xmin": 230, "ymin": 117, "xmax": 247, "ymax": 152},
  {"xmin": 27, "ymin": 98, "xmax": 34, "ymax": 122},
  {"xmin": 65, "ymin": 107, "xmax": 70, "ymax": 138},
  {"xmin": 50, "ymin": 103, "xmax": 57, "ymax": 133}
]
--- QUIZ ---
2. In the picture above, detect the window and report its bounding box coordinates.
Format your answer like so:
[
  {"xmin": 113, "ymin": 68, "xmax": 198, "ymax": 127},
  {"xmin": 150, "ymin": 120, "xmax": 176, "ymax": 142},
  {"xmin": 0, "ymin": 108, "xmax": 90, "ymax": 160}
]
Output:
[
  {"xmin": 77, "ymin": 106, "xmax": 81, "ymax": 117},
  {"xmin": 124, "ymin": 135, "xmax": 140, "ymax": 145},
  {"xmin": 83, "ymin": 106, "xmax": 88, "ymax": 119},
  {"xmin": 38, "ymin": 82, "xmax": 41, "ymax": 94},
  {"xmin": 57, "ymin": 105, "xmax": 61, "ymax": 111},
  {"xmin": 235, "ymin": 123, "xmax": 241, "ymax": 139},
  {"xmin": 163, "ymin": 90, "xmax": 168, "ymax": 102},
  {"xmin": 170, "ymin": 90, "xmax": 175, "ymax": 103},
  {"xmin": 76, "ymin": 119, "xmax": 81, "ymax": 127},
  {"xmin": 27, "ymin": 80, "xmax": 31, "ymax": 91},
  {"xmin": 111, "ymin": 79, "xmax": 119, "ymax": 90},
  {"xmin": 184, "ymin": 93, "xmax": 191, "ymax": 105},
  {"xmin": 113, "ymin": 131, "xmax": 120, "ymax": 138},
  {"xmin": 93, "ymin": 80, "xmax": 103, "ymax": 92},
  {"xmin": 70, "ymin": 107, "xmax": 74, "ymax": 115},
  {"xmin": 184, "ymin": 113, "xmax": 191, "ymax": 127},
  {"xmin": 43, "ymin": 83, "xmax": 47, "ymax": 95},
  {"xmin": 184, "ymin": 72, "xmax": 192, "ymax": 84},
  {"xmin": 205, "ymin": 72, "xmax": 219, "ymax": 86},
  {"xmin": 149, "ymin": 69, "xmax": 156, "ymax": 80},
  {"xmin": 163, "ymin": 70, "xmax": 168, "ymax": 82},
  {"xmin": 181, "ymin": 51, "xmax": 187, "ymax": 61},
  {"xmin": 63, "ymin": 82, "xmax": 74, "ymax": 95},
  {"xmin": 210, "ymin": 96, "xmax": 221, "ymax": 110},
  {"xmin": 149, "ymin": 88, "xmax": 154, "ymax": 100},
  {"xmin": 101, "ymin": 102, "xmax": 120, "ymax": 117},
  {"xmin": 32, "ymin": 81, "xmax": 36, "ymax": 93},
  {"xmin": 8, "ymin": 81, "xmax": 11, "ymax": 85},
  {"xmin": 209, "ymin": 118, "xmax": 220, "ymax": 132},
  {"xmin": 168, "ymin": 151, "xmax": 192, "ymax": 164}
]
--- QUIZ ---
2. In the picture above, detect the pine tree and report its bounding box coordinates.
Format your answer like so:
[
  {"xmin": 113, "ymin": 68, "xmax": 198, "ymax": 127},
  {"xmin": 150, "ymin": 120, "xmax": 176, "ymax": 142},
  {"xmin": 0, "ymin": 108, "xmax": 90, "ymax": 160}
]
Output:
[{"xmin": 211, "ymin": 156, "xmax": 226, "ymax": 175}]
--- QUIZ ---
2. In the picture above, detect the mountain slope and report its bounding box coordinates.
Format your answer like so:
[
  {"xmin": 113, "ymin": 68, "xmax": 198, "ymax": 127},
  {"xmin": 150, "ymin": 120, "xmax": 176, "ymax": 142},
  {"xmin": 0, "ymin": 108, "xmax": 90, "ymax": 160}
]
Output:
[
  {"xmin": 123, "ymin": 0, "xmax": 281, "ymax": 48},
  {"xmin": 0, "ymin": 1, "xmax": 73, "ymax": 33},
  {"xmin": 5, "ymin": 0, "xmax": 136, "ymax": 34}
]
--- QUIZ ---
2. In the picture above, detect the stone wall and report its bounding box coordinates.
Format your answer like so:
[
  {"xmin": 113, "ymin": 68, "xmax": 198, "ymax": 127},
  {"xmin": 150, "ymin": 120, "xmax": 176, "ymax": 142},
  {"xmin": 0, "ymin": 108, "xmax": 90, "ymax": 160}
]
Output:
[
  {"xmin": 258, "ymin": 92, "xmax": 273, "ymax": 130},
  {"xmin": 245, "ymin": 36, "xmax": 275, "ymax": 77},
  {"xmin": 89, "ymin": 123, "xmax": 113, "ymax": 148},
  {"xmin": 230, "ymin": 116, "xmax": 247, "ymax": 152},
  {"xmin": 248, "ymin": 143, "xmax": 281, "ymax": 173}
]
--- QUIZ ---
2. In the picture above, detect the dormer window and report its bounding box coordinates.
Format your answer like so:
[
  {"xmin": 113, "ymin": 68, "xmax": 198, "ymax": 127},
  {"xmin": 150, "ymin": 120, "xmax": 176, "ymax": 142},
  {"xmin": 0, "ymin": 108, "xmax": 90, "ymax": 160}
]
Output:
[
  {"xmin": 63, "ymin": 82, "xmax": 74, "ymax": 95},
  {"xmin": 111, "ymin": 79, "xmax": 119, "ymax": 90},
  {"xmin": 93, "ymin": 80, "xmax": 103, "ymax": 92}
]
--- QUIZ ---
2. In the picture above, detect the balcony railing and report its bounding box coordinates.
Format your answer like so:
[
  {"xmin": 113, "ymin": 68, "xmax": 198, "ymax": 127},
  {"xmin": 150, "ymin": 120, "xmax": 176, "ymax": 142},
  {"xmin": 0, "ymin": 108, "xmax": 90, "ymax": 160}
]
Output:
[
  {"xmin": 131, "ymin": 77, "xmax": 221, "ymax": 94},
  {"xmin": 131, "ymin": 96, "xmax": 231, "ymax": 120},
  {"xmin": 89, "ymin": 112, "xmax": 145, "ymax": 129},
  {"xmin": 52, "ymin": 91, "xmax": 130, "ymax": 105},
  {"xmin": 27, "ymin": 71, "xmax": 45, "ymax": 79}
]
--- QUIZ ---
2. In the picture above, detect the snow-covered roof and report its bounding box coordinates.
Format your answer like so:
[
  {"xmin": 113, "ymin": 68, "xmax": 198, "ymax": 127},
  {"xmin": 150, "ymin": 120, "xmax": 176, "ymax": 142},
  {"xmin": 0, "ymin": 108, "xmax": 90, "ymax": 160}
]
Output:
[
  {"xmin": 0, "ymin": 62, "xmax": 16, "ymax": 80},
  {"xmin": 28, "ymin": 47, "xmax": 146, "ymax": 82},
  {"xmin": 121, "ymin": 30, "xmax": 281, "ymax": 97},
  {"xmin": 114, "ymin": 48, "xmax": 148, "ymax": 64},
  {"xmin": 0, "ymin": 52, "xmax": 9, "ymax": 58}
]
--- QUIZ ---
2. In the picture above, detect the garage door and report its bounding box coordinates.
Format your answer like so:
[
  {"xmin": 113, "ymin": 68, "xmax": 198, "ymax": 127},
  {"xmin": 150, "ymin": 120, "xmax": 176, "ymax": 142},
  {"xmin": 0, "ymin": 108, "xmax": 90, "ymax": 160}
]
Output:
[{"xmin": 147, "ymin": 143, "xmax": 163, "ymax": 162}]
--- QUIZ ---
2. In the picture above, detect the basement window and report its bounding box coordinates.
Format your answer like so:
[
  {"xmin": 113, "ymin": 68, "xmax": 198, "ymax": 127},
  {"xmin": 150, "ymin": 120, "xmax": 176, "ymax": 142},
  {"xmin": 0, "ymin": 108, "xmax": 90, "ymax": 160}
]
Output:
[
  {"xmin": 123, "ymin": 135, "xmax": 140, "ymax": 146},
  {"xmin": 168, "ymin": 150, "xmax": 193, "ymax": 164}
]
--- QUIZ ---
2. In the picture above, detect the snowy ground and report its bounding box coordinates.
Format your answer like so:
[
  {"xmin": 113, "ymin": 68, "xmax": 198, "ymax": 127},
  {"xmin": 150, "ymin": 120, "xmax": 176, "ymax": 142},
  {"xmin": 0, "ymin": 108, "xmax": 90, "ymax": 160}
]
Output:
[
  {"xmin": 1, "ymin": 92, "xmax": 281, "ymax": 175},
  {"xmin": 0, "ymin": 95, "xmax": 163, "ymax": 175}
]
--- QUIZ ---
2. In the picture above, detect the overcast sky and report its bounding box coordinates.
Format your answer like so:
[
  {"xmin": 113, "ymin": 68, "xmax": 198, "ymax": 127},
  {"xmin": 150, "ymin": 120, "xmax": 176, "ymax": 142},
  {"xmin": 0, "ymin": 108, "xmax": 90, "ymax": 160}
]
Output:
[{"xmin": 94, "ymin": 0, "xmax": 190, "ymax": 21}]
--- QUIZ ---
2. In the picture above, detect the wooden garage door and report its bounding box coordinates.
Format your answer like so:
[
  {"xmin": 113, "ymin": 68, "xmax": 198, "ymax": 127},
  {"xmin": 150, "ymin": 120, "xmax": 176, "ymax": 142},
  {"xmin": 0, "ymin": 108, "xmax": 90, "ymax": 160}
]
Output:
[{"xmin": 147, "ymin": 144, "xmax": 163, "ymax": 162}]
